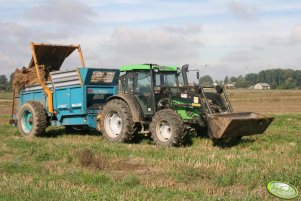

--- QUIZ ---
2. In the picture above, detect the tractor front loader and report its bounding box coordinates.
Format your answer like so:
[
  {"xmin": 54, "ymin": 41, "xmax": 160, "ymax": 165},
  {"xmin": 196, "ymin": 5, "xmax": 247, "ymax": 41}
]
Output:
[{"xmin": 198, "ymin": 86, "xmax": 273, "ymax": 140}]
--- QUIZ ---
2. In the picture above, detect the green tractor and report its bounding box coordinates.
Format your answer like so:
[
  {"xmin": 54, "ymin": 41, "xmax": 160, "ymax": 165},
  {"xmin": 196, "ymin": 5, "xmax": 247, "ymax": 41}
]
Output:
[{"xmin": 99, "ymin": 64, "xmax": 273, "ymax": 146}]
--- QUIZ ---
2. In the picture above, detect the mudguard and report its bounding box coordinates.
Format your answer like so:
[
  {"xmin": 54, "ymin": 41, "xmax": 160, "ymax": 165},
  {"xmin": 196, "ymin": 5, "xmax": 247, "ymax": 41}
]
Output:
[{"xmin": 106, "ymin": 94, "xmax": 144, "ymax": 122}]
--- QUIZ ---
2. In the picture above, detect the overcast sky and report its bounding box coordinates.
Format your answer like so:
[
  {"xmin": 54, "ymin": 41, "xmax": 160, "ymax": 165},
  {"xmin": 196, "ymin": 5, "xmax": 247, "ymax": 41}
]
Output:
[{"xmin": 0, "ymin": 0, "xmax": 301, "ymax": 80}]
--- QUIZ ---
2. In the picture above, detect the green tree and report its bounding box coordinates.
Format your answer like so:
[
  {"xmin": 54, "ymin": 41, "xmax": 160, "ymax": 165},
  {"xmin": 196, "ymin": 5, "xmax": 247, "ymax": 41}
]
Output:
[
  {"xmin": 293, "ymin": 70, "xmax": 301, "ymax": 88},
  {"xmin": 229, "ymin": 76, "xmax": 237, "ymax": 83},
  {"xmin": 199, "ymin": 75, "xmax": 213, "ymax": 86},
  {"xmin": 215, "ymin": 80, "xmax": 223, "ymax": 86},
  {"xmin": 224, "ymin": 68, "xmax": 300, "ymax": 89},
  {"xmin": 0, "ymin": 75, "xmax": 8, "ymax": 91},
  {"xmin": 282, "ymin": 77, "xmax": 297, "ymax": 89},
  {"xmin": 245, "ymin": 73, "xmax": 258, "ymax": 85},
  {"xmin": 235, "ymin": 75, "xmax": 250, "ymax": 88}
]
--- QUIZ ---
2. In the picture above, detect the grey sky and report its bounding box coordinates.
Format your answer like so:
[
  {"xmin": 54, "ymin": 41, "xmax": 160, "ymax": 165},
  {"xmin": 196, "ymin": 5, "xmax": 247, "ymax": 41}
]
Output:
[{"xmin": 0, "ymin": 0, "xmax": 300, "ymax": 80}]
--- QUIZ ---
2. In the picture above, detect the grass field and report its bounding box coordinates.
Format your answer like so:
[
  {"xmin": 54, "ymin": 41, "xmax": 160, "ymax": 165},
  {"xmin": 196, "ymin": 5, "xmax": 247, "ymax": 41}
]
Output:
[
  {"xmin": 0, "ymin": 90, "xmax": 300, "ymax": 200},
  {"xmin": 228, "ymin": 89, "xmax": 301, "ymax": 114}
]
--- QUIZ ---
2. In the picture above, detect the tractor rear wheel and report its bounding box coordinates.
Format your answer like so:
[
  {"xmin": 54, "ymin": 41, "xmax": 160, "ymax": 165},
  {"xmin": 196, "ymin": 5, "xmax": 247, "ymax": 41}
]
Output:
[
  {"xmin": 100, "ymin": 99, "xmax": 135, "ymax": 143},
  {"xmin": 150, "ymin": 109, "xmax": 184, "ymax": 147},
  {"xmin": 17, "ymin": 101, "xmax": 47, "ymax": 137}
]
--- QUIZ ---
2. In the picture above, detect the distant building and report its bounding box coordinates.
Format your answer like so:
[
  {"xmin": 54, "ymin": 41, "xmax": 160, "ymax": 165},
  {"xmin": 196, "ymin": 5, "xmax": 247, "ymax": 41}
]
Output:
[
  {"xmin": 224, "ymin": 83, "xmax": 236, "ymax": 89},
  {"xmin": 254, "ymin": 83, "xmax": 270, "ymax": 90}
]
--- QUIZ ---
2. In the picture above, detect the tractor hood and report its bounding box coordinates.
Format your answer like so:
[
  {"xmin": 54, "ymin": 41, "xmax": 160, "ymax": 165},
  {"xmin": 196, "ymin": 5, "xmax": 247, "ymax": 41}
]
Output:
[{"xmin": 28, "ymin": 43, "xmax": 84, "ymax": 72}]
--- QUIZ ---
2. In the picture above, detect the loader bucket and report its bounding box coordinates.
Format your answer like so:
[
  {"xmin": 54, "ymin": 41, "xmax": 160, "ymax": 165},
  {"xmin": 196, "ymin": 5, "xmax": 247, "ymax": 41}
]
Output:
[{"xmin": 206, "ymin": 112, "xmax": 274, "ymax": 139}]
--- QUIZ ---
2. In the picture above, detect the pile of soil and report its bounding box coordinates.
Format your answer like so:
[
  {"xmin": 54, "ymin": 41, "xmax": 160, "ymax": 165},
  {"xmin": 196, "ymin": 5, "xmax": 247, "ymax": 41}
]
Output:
[{"xmin": 12, "ymin": 66, "xmax": 48, "ymax": 94}]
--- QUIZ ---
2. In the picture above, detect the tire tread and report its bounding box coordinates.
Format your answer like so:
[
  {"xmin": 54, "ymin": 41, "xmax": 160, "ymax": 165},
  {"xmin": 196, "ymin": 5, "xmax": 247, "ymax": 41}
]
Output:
[{"xmin": 150, "ymin": 109, "xmax": 185, "ymax": 147}]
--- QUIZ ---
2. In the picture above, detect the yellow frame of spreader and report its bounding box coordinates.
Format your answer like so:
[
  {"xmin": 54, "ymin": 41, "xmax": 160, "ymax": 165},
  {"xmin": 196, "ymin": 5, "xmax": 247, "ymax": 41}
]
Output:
[{"xmin": 30, "ymin": 42, "xmax": 85, "ymax": 113}]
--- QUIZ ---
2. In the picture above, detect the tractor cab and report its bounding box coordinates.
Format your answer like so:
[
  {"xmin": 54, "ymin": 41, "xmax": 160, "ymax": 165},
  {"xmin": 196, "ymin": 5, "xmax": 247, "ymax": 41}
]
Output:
[{"xmin": 118, "ymin": 64, "xmax": 184, "ymax": 119}]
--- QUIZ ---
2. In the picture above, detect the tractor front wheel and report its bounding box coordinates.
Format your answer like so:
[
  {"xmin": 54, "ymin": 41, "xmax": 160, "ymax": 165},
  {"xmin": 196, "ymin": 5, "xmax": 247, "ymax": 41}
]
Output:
[
  {"xmin": 17, "ymin": 101, "xmax": 47, "ymax": 137},
  {"xmin": 100, "ymin": 99, "xmax": 135, "ymax": 143},
  {"xmin": 150, "ymin": 109, "xmax": 184, "ymax": 147}
]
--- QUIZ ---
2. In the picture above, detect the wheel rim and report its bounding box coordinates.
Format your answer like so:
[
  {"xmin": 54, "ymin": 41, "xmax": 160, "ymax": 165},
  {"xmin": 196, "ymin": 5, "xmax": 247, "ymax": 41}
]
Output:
[
  {"xmin": 156, "ymin": 120, "xmax": 172, "ymax": 142},
  {"xmin": 21, "ymin": 110, "xmax": 33, "ymax": 134},
  {"xmin": 104, "ymin": 111, "xmax": 122, "ymax": 138}
]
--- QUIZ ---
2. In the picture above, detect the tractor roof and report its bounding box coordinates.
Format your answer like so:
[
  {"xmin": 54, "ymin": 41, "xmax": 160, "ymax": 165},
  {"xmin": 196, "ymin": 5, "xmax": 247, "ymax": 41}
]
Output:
[{"xmin": 120, "ymin": 64, "xmax": 177, "ymax": 72}]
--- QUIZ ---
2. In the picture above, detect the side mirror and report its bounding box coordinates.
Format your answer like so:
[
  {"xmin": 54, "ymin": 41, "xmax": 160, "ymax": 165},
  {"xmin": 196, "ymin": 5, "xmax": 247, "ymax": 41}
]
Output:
[{"xmin": 196, "ymin": 71, "xmax": 200, "ymax": 79}]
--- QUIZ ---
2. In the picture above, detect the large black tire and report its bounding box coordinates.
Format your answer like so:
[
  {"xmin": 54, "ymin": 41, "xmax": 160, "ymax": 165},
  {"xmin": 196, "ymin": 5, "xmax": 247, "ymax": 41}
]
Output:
[
  {"xmin": 150, "ymin": 109, "xmax": 184, "ymax": 147},
  {"xmin": 100, "ymin": 99, "xmax": 135, "ymax": 143},
  {"xmin": 17, "ymin": 101, "xmax": 47, "ymax": 137}
]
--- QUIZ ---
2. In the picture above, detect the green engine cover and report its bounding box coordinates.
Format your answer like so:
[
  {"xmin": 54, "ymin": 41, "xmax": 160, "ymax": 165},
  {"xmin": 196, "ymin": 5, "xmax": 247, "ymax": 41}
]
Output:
[{"xmin": 169, "ymin": 98, "xmax": 201, "ymax": 121}]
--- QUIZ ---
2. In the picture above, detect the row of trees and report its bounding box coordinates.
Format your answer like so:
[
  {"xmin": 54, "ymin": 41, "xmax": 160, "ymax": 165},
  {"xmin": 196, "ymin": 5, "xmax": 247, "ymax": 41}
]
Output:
[
  {"xmin": 200, "ymin": 69, "xmax": 301, "ymax": 89},
  {"xmin": 0, "ymin": 74, "xmax": 13, "ymax": 91},
  {"xmin": 226, "ymin": 69, "xmax": 301, "ymax": 89},
  {"xmin": 1, "ymin": 68, "xmax": 300, "ymax": 91}
]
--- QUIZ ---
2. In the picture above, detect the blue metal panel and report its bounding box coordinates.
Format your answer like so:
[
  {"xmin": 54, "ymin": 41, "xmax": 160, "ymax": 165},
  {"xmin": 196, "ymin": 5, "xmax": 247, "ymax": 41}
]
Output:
[
  {"xmin": 53, "ymin": 86, "xmax": 84, "ymax": 121},
  {"xmin": 61, "ymin": 116, "xmax": 87, "ymax": 125},
  {"xmin": 78, "ymin": 68, "xmax": 89, "ymax": 83},
  {"xmin": 70, "ymin": 87, "xmax": 84, "ymax": 111},
  {"xmin": 20, "ymin": 90, "xmax": 47, "ymax": 107},
  {"xmin": 87, "ymin": 114, "xmax": 98, "ymax": 129}
]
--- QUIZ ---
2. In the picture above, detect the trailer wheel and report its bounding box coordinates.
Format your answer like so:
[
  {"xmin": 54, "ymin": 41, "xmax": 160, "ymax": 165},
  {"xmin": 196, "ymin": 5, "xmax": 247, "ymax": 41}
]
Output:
[
  {"xmin": 150, "ymin": 109, "xmax": 184, "ymax": 147},
  {"xmin": 18, "ymin": 101, "xmax": 47, "ymax": 137},
  {"xmin": 101, "ymin": 99, "xmax": 135, "ymax": 143}
]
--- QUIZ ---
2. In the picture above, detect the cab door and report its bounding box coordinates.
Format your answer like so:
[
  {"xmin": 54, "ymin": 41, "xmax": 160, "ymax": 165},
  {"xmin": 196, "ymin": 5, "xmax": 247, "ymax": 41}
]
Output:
[
  {"xmin": 121, "ymin": 71, "xmax": 154, "ymax": 118},
  {"xmin": 133, "ymin": 71, "xmax": 154, "ymax": 117}
]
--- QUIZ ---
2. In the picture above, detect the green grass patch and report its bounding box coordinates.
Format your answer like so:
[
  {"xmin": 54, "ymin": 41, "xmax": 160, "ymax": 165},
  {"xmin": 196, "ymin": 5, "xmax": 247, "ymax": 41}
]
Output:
[
  {"xmin": 0, "ymin": 92, "xmax": 12, "ymax": 100},
  {"xmin": 0, "ymin": 113, "xmax": 300, "ymax": 200}
]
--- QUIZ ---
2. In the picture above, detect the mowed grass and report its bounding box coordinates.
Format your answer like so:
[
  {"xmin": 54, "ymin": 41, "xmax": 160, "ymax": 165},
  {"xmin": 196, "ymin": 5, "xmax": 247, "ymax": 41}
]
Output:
[
  {"xmin": 0, "ymin": 92, "xmax": 13, "ymax": 124},
  {"xmin": 0, "ymin": 91, "xmax": 300, "ymax": 200},
  {"xmin": 0, "ymin": 92, "xmax": 12, "ymax": 100},
  {"xmin": 228, "ymin": 89, "xmax": 301, "ymax": 114}
]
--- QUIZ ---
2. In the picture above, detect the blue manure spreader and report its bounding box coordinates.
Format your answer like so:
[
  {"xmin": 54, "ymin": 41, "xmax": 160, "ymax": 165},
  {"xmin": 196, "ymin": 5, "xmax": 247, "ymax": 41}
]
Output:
[{"xmin": 10, "ymin": 43, "xmax": 120, "ymax": 135}]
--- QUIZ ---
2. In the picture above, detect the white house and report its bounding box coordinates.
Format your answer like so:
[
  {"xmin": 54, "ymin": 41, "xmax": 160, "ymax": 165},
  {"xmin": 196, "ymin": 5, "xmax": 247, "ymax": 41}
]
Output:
[
  {"xmin": 224, "ymin": 83, "xmax": 236, "ymax": 89},
  {"xmin": 254, "ymin": 83, "xmax": 270, "ymax": 90}
]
